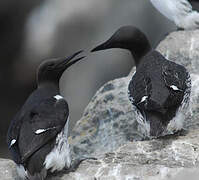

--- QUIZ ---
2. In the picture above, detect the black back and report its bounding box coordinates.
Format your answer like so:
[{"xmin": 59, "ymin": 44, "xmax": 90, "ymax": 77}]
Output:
[
  {"xmin": 128, "ymin": 50, "xmax": 190, "ymax": 136},
  {"xmin": 7, "ymin": 86, "xmax": 69, "ymax": 174}
]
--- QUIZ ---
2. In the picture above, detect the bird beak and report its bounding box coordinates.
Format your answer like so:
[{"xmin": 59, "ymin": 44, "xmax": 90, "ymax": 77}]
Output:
[
  {"xmin": 56, "ymin": 50, "xmax": 86, "ymax": 69},
  {"xmin": 91, "ymin": 38, "xmax": 113, "ymax": 52},
  {"xmin": 65, "ymin": 50, "xmax": 86, "ymax": 68}
]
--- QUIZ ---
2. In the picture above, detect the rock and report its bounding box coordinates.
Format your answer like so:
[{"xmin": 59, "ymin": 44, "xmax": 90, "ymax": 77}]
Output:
[
  {"xmin": 64, "ymin": 129, "xmax": 199, "ymax": 180},
  {"xmin": 0, "ymin": 159, "xmax": 17, "ymax": 180},
  {"xmin": 2, "ymin": 30, "xmax": 199, "ymax": 179},
  {"xmin": 157, "ymin": 30, "xmax": 199, "ymax": 75},
  {"xmin": 3, "ymin": 129, "xmax": 199, "ymax": 179},
  {"xmin": 69, "ymin": 68, "xmax": 142, "ymax": 159}
]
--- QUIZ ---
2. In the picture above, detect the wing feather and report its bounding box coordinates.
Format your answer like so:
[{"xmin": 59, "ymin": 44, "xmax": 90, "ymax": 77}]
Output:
[{"xmin": 8, "ymin": 97, "xmax": 69, "ymax": 164}]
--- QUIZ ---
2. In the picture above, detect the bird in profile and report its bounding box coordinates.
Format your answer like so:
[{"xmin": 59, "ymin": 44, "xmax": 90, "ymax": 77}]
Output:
[
  {"xmin": 91, "ymin": 26, "xmax": 191, "ymax": 137},
  {"xmin": 7, "ymin": 50, "xmax": 85, "ymax": 180},
  {"xmin": 150, "ymin": 0, "xmax": 199, "ymax": 30}
]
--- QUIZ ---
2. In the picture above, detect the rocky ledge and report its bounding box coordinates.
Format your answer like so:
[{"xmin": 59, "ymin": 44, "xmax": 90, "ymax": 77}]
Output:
[{"xmin": 2, "ymin": 30, "xmax": 199, "ymax": 180}]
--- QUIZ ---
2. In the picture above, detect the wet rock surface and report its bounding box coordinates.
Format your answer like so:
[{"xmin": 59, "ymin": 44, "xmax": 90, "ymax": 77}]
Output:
[{"xmin": 2, "ymin": 30, "xmax": 199, "ymax": 179}]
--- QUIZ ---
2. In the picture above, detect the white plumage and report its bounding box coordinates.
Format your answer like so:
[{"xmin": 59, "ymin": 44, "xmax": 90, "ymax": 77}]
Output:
[
  {"xmin": 54, "ymin": 95, "xmax": 64, "ymax": 100},
  {"xmin": 35, "ymin": 127, "xmax": 56, "ymax": 135},
  {"xmin": 16, "ymin": 118, "xmax": 71, "ymax": 180},
  {"xmin": 170, "ymin": 85, "xmax": 181, "ymax": 91},
  {"xmin": 35, "ymin": 129, "xmax": 48, "ymax": 134},
  {"xmin": 150, "ymin": 0, "xmax": 199, "ymax": 30},
  {"xmin": 166, "ymin": 73, "xmax": 191, "ymax": 134},
  {"xmin": 16, "ymin": 165, "xmax": 28, "ymax": 180},
  {"xmin": 9, "ymin": 139, "xmax": 16, "ymax": 147},
  {"xmin": 138, "ymin": 96, "xmax": 148, "ymax": 104},
  {"xmin": 44, "ymin": 117, "xmax": 71, "ymax": 172}
]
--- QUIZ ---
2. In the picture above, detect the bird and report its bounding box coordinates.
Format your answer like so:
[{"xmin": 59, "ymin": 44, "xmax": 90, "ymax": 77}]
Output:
[
  {"xmin": 91, "ymin": 26, "xmax": 191, "ymax": 137},
  {"xmin": 7, "ymin": 50, "xmax": 85, "ymax": 180},
  {"xmin": 150, "ymin": 0, "xmax": 199, "ymax": 30}
]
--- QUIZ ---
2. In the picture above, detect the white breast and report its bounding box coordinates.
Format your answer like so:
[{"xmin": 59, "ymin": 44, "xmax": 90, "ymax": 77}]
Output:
[
  {"xmin": 16, "ymin": 165, "xmax": 28, "ymax": 180},
  {"xmin": 44, "ymin": 117, "xmax": 71, "ymax": 172}
]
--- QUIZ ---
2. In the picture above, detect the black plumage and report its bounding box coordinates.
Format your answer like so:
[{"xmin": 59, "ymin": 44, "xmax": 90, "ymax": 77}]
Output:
[
  {"xmin": 7, "ymin": 50, "xmax": 85, "ymax": 179},
  {"xmin": 128, "ymin": 51, "xmax": 190, "ymax": 136},
  {"xmin": 91, "ymin": 26, "xmax": 191, "ymax": 137}
]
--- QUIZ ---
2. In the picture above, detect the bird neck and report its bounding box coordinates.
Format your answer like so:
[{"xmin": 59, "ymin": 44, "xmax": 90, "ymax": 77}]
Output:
[
  {"xmin": 37, "ymin": 81, "xmax": 60, "ymax": 93},
  {"xmin": 130, "ymin": 51, "xmax": 145, "ymax": 67},
  {"xmin": 130, "ymin": 51, "xmax": 143, "ymax": 67},
  {"xmin": 130, "ymin": 43, "xmax": 151, "ymax": 67}
]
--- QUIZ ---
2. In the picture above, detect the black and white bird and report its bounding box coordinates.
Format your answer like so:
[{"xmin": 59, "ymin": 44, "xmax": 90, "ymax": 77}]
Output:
[
  {"xmin": 91, "ymin": 26, "xmax": 191, "ymax": 137},
  {"xmin": 150, "ymin": 0, "xmax": 199, "ymax": 30},
  {"xmin": 7, "ymin": 50, "xmax": 85, "ymax": 180}
]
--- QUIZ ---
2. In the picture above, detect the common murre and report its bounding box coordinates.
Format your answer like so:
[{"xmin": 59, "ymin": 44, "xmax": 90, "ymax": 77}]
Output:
[
  {"xmin": 7, "ymin": 50, "xmax": 85, "ymax": 179},
  {"xmin": 91, "ymin": 26, "xmax": 191, "ymax": 137},
  {"xmin": 150, "ymin": 0, "xmax": 199, "ymax": 30}
]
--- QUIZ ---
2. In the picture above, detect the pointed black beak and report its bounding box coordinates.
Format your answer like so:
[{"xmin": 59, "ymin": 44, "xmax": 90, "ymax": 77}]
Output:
[
  {"xmin": 91, "ymin": 43, "xmax": 107, "ymax": 52},
  {"xmin": 65, "ymin": 50, "xmax": 84, "ymax": 63},
  {"xmin": 91, "ymin": 38, "xmax": 113, "ymax": 52},
  {"xmin": 56, "ymin": 50, "xmax": 85, "ymax": 69},
  {"xmin": 66, "ymin": 55, "xmax": 86, "ymax": 68},
  {"xmin": 65, "ymin": 50, "xmax": 86, "ymax": 68}
]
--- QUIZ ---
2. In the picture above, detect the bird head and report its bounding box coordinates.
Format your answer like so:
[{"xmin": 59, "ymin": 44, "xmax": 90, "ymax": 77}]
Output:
[
  {"xmin": 91, "ymin": 26, "xmax": 151, "ymax": 66},
  {"xmin": 37, "ymin": 50, "xmax": 85, "ymax": 87}
]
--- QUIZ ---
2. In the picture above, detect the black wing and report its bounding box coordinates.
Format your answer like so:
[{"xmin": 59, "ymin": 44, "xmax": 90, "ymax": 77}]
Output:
[
  {"xmin": 8, "ymin": 96, "xmax": 69, "ymax": 164},
  {"xmin": 162, "ymin": 61, "xmax": 191, "ymax": 108},
  {"xmin": 162, "ymin": 61, "xmax": 190, "ymax": 91},
  {"xmin": 128, "ymin": 71, "xmax": 153, "ymax": 115},
  {"xmin": 7, "ymin": 110, "xmax": 24, "ymax": 164}
]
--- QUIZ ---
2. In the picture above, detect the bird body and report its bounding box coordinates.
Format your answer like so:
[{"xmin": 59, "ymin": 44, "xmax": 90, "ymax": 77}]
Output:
[
  {"xmin": 128, "ymin": 50, "xmax": 191, "ymax": 136},
  {"xmin": 7, "ymin": 51, "xmax": 85, "ymax": 179},
  {"xmin": 150, "ymin": 0, "xmax": 199, "ymax": 30},
  {"xmin": 91, "ymin": 26, "xmax": 191, "ymax": 137}
]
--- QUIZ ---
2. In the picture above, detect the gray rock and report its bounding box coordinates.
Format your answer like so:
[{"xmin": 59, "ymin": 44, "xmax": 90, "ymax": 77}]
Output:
[
  {"xmin": 65, "ymin": 129, "xmax": 199, "ymax": 180},
  {"xmin": 0, "ymin": 159, "xmax": 17, "ymax": 180},
  {"xmin": 2, "ymin": 129, "xmax": 199, "ymax": 179},
  {"xmin": 157, "ymin": 30, "xmax": 199, "ymax": 75},
  {"xmin": 2, "ymin": 30, "xmax": 199, "ymax": 179},
  {"xmin": 69, "ymin": 69, "xmax": 142, "ymax": 159}
]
